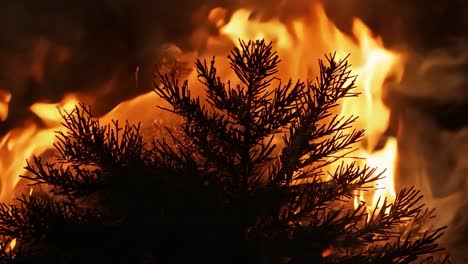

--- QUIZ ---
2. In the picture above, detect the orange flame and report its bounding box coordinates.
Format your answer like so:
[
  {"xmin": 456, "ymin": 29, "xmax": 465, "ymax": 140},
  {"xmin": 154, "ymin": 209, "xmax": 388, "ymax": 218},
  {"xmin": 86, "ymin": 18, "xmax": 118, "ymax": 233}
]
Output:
[
  {"xmin": 213, "ymin": 2, "xmax": 404, "ymax": 213},
  {"xmin": 0, "ymin": 94, "xmax": 79, "ymax": 201},
  {"xmin": 0, "ymin": 90, "xmax": 12, "ymax": 122},
  {"xmin": 0, "ymin": 1, "xmax": 404, "ymax": 219}
]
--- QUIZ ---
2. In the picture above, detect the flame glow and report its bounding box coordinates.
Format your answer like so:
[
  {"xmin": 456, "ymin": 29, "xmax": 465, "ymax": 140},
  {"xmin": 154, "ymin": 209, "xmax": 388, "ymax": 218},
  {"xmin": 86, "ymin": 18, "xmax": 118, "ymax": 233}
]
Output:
[
  {"xmin": 5, "ymin": 238, "xmax": 16, "ymax": 253},
  {"xmin": 0, "ymin": 90, "xmax": 11, "ymax": 122},
  {"xmin": 0, "ymin": 94, "xmax": 79, "ymax": 201},
  {"xmin": 0, "ymin": 1, "xmax": 404, "ymax": 218},
  {"xmin": 214, "ymin": 2, "xmax": 404, "ymax": 212}
]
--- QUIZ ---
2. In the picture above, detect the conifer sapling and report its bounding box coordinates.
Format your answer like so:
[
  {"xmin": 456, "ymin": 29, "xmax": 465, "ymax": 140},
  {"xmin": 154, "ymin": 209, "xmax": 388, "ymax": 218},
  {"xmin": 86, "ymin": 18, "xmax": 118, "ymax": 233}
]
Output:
[{"xmin": 0, "ymin": 39, "xmax": 449, "ymax": 263}]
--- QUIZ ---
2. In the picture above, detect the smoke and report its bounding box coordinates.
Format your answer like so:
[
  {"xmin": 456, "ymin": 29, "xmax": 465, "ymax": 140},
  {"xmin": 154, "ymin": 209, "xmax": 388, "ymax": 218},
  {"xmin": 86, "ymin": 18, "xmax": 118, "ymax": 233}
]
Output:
[
  {"xmin": 396, "ymin": 106, "xmax": 468, "ymax": 263},
  {"xmin": 319, "ymin": 1, "xmax": 468, "ymax": 261},
  {"xmin": 322, "ymin": 0, "xmax": 468, "ymax": 50},
  {"xmin": 332, "ymin": 1, "xmax": 468, "ymax": 262}
]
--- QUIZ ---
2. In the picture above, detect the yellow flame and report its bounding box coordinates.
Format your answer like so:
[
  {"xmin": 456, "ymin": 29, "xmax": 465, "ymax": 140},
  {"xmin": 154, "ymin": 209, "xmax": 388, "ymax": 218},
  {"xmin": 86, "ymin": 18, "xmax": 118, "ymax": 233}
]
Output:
[
  {"xmin": 0, "ymin": 90, "xmax": 11, "ymax": 122},
  {"xmin": 0, "ymin": 1, "xmax": 405, "ymax": 218},
  {"xmin": 5, "ymin": 237, "xmax": 16, "ymax": 253},
  {"xmin": 30, "ymin": 94, "xmax": 80, "ymax": 127},
  {"xmin": 221, "ymin": 9, "xmax": 294, "ymax": 50},
  {"xmin": 216, "ymin": 2, "xmax": 404, "ymax": 213},
  {"xmin": 0, "ymin": 94, "xmax": 79, "ymax": 201}
]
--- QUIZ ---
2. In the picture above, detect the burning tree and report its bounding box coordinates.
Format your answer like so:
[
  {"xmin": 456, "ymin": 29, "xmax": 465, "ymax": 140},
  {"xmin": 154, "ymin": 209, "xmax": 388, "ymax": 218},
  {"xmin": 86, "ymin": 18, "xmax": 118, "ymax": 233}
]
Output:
[{"xmin": 0, "ymin": 40, "xmax": 449, "ymax": 263}]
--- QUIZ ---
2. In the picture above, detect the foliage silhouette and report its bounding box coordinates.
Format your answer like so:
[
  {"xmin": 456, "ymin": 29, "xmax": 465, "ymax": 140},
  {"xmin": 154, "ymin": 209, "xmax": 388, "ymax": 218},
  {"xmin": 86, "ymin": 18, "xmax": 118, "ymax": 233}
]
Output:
[{"xmin": 0, "ymin": 40, "xmax": 448, "ymax": 264}]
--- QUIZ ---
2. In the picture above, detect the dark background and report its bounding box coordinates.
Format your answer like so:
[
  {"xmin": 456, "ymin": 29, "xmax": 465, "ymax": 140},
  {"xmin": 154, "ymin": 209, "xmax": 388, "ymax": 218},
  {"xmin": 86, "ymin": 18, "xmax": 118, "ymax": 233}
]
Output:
[{"xmin": 0, "ymin": 0, "xmax": 466, "ymax": 261}]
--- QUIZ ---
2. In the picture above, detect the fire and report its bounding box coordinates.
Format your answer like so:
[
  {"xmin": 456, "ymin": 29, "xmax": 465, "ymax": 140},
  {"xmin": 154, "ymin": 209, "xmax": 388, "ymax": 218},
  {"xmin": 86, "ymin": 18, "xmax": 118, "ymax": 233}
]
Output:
[
  {"xmin": 5, "ymin": 237, "xmax": 16, "ymax": 253},
  {"xmin": 0, "ymin": 1, "xmax": 404, "ymax": 218},
  {"xmin": 220, "ymin": 9, "xmax": 294, "ymax": 50},
  {"xmin": 0, "ymin": 90, "xmax": 11, "ymax": 122},
  {"xmin": 30, "ymin": 94, "xmax": 80, "ymax": 127},
  {"xmin": 0, "ymin": 94, "xmax": 79, "ymax": 201},
  {"xmin": 211, "ymin": 2, "xmax": 404, "ymax": 213}
]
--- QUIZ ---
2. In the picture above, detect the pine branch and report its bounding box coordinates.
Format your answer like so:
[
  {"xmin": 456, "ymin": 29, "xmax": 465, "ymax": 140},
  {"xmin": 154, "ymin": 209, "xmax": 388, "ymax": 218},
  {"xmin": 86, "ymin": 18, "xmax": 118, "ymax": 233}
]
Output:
[
  {"xmin": 275, "ymin": 55, "xmax": 362, "ymax": 185},
  {"xmin": 0, "ymin": 195, "xmax": 97, "ymax": 241},
  {"xmin": 22, "ymin": 157, "xmax": 105, "ymax": 200},
  {"xmin": 228, "ymin": 39, "xmax": 279, "ymax": 103},
  {"xmin": 0, "ymin": 239, "xmax": 16, "ymax": 264},
  {"xmin": 154, "ymin": 73, "xmax": 242, "ymax": 179},
  {"xmin": 152, "ymin": 39, "xmax": 448, "ymax": 263},
  {"xmin": 54, "ymin": 103, "xmax": 147, "ymax": 169},
  {"xmin": 334, "ymin": 227, "xmax": 446, "ymax": 264}
]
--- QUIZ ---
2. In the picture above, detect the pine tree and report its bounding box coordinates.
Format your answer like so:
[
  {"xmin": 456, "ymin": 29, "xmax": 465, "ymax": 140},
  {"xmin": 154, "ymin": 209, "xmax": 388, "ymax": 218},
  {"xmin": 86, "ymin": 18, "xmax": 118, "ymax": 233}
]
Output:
[{"xmin": 0, "ymin": 40, "xmax": 449, "ymax": 263}]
